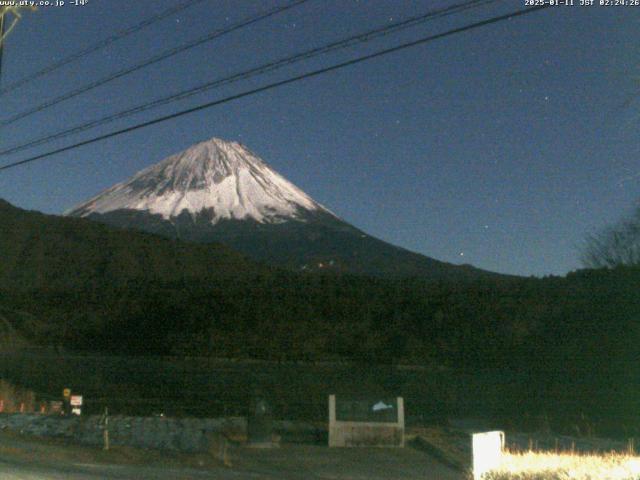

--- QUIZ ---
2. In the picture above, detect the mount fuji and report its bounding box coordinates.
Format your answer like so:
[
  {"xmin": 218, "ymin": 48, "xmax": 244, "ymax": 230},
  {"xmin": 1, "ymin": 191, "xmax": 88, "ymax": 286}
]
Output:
[{"xmin": 67, "ymin": 137, "xmax": 498, "ymax": 279}]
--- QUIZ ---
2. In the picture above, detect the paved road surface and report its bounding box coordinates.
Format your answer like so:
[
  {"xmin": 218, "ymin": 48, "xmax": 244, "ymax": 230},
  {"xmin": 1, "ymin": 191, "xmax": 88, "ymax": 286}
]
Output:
[
  {"xmin": 0, "ymin": 458, "xmax": 236, "ymax": 479},
  {"xmin": 0, "ymin": 444, "xmax": 463, "ymax": 479}
]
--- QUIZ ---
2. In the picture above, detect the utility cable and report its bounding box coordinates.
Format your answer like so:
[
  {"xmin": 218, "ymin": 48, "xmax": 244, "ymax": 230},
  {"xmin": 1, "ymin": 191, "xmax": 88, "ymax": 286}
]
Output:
[
  {"xmin": 0, "ymin": 5, "xmax": 550, "ymax": 173},
  {"xmin": 0, "ymin": 0, "xmax": 310, "ymax": 127},
  {"xmin": 0, "ymin": 0, "xmax": 208, "ymax": 97},
  {"xmin": 0, "ymin": 0, "xmax": 500, "ymax": 157}
]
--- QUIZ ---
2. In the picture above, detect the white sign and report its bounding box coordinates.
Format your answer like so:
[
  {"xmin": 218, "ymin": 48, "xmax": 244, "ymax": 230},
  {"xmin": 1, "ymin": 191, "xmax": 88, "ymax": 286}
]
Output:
[
  {"xmin": 472, "ymin": 431, "xmax": 504, "ymax": 480},
  {"xmin": 372, "ymin": 401, "xmax": 393, "ymax": 412},
  {"xmin": 70, "ymin": 395, "xmax": 83, "ymax": 407}
]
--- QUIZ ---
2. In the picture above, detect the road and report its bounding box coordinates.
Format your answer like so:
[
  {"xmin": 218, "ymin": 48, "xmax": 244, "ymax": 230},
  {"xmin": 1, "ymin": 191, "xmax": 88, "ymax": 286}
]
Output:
[
  {"xmin": 0, "ymin": 458, "xmax": 241, "ymax": 480},
  {"xmin": 0, "ymin": 433, "xmax": 463, "ymax": 479}
]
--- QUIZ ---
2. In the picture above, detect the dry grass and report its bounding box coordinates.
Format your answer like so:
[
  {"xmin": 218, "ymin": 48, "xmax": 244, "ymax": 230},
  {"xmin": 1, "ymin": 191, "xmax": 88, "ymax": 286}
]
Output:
[
  {"xmin": 484, "ymin": 450, "xmax": 640, "ymax": 480},
  {"xmin": 0, "ymin": 379, "xmax": 35, "ymax": 413}
]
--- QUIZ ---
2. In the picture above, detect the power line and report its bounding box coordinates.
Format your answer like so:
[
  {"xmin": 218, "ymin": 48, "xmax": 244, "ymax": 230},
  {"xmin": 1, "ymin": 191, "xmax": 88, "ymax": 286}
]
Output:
[
  {"xmin": 0, "ymin": 0, "xmax": 500, "ymax": 157},
  {"xmin": 0, "ymin": 0, "xmax": 310, "ymax": 128},
  {"xmin": 0, "ymin": 0, "xmax": 208, "ymax": 98},
  {"xmin": 0, "ymin": 5, "xmax": 550, "ymax": 173}
]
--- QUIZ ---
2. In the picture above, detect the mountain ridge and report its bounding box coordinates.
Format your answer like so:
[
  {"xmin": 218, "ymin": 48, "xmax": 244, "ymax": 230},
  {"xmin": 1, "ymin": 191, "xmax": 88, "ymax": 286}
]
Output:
[{"xmin": 67, "ymin": 137, "xmax": 508, "ymax": 280}]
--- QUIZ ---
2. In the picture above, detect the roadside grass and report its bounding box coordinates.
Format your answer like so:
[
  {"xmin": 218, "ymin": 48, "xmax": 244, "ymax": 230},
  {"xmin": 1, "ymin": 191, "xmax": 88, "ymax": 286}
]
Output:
[
  {"xmin": 484, "ymin": 450, "xmax": 640, "ymax": 480},
  {"xmin": 0, "ymin": 380, "xmax": 35, "ymax": 413},
  {"xmin": 395, "ymin": 426, "xmax": 640, "ymax": 479}
]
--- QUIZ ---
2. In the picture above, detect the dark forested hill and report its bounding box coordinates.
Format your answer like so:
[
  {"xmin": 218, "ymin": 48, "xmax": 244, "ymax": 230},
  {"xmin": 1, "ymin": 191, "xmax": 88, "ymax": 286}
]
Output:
[
  {"xmin": 2, "ymin": 199, "xmax": 640, "ymax": 432},
  {"xmin": 0, "ymin": 198, "xmax": 261, "ymax": 291}
]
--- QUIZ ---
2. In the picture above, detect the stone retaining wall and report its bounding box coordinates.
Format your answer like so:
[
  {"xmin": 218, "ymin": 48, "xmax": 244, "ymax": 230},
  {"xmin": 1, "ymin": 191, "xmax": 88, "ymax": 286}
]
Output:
[{"xmin": 0, "ymin": 413, "xmax": 246, "ymax": 452}]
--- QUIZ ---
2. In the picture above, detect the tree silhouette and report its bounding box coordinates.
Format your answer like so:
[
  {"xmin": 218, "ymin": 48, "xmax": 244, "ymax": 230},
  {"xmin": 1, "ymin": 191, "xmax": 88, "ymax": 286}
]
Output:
[{"xmin": 582, "ymin": 203, "xmax": 640, "ymax": 268}]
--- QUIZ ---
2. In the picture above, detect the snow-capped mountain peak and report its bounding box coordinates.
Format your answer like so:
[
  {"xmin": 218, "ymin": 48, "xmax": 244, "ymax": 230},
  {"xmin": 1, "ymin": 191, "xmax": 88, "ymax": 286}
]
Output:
[{"xmin": 67, "ymin": 137, "xmax": 330, "ymax": 224}]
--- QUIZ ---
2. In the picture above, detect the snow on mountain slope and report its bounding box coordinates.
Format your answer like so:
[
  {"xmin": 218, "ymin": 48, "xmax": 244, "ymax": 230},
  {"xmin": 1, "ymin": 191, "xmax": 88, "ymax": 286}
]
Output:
[
  {"xmin": 67, "ymin": 138, "xmax": 331, "ymax": 224},
  {"xmin": 64, "ymin": 137, "xmax": 506, "ymax": 280}
]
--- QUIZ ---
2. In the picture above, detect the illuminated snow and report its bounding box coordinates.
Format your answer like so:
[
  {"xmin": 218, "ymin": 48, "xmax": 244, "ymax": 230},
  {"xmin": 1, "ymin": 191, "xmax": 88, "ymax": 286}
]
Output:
[{"xmin": 67, "ymin": 138, "xmax": 331, "ymax": 224}]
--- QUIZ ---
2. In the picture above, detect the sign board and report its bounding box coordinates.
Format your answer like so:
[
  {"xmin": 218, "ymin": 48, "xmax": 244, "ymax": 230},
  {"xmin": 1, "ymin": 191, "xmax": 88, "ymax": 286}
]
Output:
[
  {"xmin": 335, "ymin": 398, "xmax": 399, "ymax": 423},
  {"xmin": 472, "ymin": 431, "xmax": 504, "ymax": 480},
  {"xmin": 63, "ymin": 388, "xmax": 71, "ymax": 398},
  {"xmin": 70, "ymin": 395, "xmax": 83, "ymax": 406},
  {"xmin": 329, "ymin": 395, "xmax": 405, "ymax": 447}
]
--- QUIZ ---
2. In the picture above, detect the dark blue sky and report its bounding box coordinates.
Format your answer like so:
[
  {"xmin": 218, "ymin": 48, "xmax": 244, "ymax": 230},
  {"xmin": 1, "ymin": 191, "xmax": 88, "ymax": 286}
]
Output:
[{"xmin": 1, "ymin": 0, "xmax": 638, "ymax": 277}]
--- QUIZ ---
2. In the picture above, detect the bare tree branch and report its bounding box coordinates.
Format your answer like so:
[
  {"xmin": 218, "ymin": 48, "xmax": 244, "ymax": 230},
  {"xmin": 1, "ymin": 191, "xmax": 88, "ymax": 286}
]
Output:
[{"xmin": 581, "ymin": 203, "xmax": 640, "ymax": 268}]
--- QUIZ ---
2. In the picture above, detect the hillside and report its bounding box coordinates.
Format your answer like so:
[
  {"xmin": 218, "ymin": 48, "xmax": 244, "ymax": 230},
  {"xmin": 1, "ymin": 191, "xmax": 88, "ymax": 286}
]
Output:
[
  {"xmin": 1, "ymin": 197, "xmax": 524, "ymax": 359},
  {"xmin": 87, "ymin": 207, "xmax": 497, "ymax": 280},
  {"xmin": 2, "ymin": 199, "xmax": 640, "ymax": 433},
  {"xmin": 0, "ymin": 198, "xmax": 261, "ymax": 291}
]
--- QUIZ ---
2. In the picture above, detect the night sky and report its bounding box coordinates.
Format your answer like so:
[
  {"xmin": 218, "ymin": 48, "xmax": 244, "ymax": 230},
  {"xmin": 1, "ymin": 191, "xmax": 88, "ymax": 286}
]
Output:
[{"xmin": 0, "ymin": 0, "xmax": 638, "ymax": 277}]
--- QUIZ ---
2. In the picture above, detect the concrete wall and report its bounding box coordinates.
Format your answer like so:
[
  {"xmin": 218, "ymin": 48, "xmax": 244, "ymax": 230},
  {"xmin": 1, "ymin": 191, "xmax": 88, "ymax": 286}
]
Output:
[
  {"xmin": 328, "ymin": 395, "xmax": 404, "ymax": 447},
  {"xmin": 0, "ymin": 413, "xmax": 245, "ymax": 452}
]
